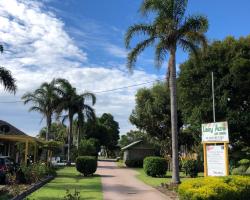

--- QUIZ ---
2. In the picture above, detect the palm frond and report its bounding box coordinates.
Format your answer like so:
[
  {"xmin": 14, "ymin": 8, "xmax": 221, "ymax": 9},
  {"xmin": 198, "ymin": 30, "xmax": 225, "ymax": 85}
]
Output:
[
  {"xmin": 180, "ymin": 15, "xmax": 209, "ymax": 34},
  {"xmin": 125, "ymin": 24, "xmax": 154, "ymax": 48},
  {"xmin": 81, "ymin": 92, "xmax": 96, "ymax": 105},
  {"xmin": 179, "ymin": 38, "xmax": 199, "ymax": 58},
  {"xmin": 0, "ymin": 45, "xmax": 3, "ymax": 53},
  {"xmin": 127, "ymin": 37, "xmax": 155, "ymax": 71},
  {"xmin": 154, "ymin": 41, "xmax": 167, "ymax": 68},
  {"xmin": 0, "ymin": 67, "xmax": 17, "ymax": 93}
]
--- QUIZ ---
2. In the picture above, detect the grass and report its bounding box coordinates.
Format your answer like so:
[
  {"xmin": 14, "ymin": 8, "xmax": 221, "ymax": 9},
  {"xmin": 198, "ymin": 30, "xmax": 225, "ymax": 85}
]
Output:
[
  {"xmin": 27, "ymin": 167, "xmax": 103, "ymax": 200},
  {"xmin": 135, "ymin": 168, "xmax": 204, "ymax": 187},
  {"xmin": 116, "ymin": 160, "xmax": 125, "ymax": 168}
]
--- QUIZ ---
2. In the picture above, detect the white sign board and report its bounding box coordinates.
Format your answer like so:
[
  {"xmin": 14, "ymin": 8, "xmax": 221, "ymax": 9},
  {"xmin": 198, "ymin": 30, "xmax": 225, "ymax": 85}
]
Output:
[
  {"xmin": 202, "ymin": 122, "xmax": 229, "ymax": 142},
  {"xmin": 206, "ymin": 145, "xmax": 226, "ymax": 176}
]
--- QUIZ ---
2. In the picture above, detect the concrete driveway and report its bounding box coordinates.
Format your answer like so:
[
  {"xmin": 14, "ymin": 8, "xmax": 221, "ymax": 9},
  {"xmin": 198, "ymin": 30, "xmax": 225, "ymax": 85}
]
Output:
[{"xmin": 97, "ymin": 161, "xmax": 171, "ymax": 200}]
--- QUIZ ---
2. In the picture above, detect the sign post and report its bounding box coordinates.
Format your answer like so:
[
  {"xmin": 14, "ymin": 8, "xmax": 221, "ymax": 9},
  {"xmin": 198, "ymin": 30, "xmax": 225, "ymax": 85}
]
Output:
[{"xmin": 202, "ymin": 122, "xmax": 229, "ymax": 176}]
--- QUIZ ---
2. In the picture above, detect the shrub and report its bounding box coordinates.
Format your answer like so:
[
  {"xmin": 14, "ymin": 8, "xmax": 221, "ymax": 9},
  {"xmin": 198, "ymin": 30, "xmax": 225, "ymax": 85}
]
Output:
[
  {"xmin": 231, "ymin": 166, "xmax": 248, "ymax": 175},
  {"xmin": 181, "ymin": 159, "xmax": 198, "ymax": 178},
  {"xmin": 76, "ymin": 156, "xmax": 97, "ymax": 176},
  {"xmin": 245, "ymin": 166, "xmax": 250, "ymax": 175},
  {"xmin": 63, "ymin": 189, "xmax": 80, "ymax": 200},
  {"xmin": 143, "ymin": 156, "xmax": 167, "ymax": 177},
  {"xmin": 125, "ymin": 159, "xmax": 143, "ymax": 168},
  {"xmin": 178, "ymin": 176, "xmax": 250, "ymax": 200}
]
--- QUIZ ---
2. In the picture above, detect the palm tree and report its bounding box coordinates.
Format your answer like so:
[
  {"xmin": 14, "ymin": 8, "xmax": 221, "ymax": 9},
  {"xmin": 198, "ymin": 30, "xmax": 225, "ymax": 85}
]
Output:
[
  {"xmin": 75, "ymin": 93, "xmax": 96, "ymax": 148},
  {"xmin": 55, "ymin": 78, "xmax": 96, "ymax": 162},
  {"xmin": 22, "ymin": 79, "xmax": 60, "ymax": 140},
  {"xmin": 0, "ymin": 45, "xmax": 17, "ymax": 93},
  {"xmin": 125, "ymin": 0, "xmax": 208, "ymax": 183}
]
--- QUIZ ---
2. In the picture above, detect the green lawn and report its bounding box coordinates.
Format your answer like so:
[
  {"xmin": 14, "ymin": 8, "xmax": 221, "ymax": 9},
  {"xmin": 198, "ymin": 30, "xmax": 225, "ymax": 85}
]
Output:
[
  {"xmin": 28, "ymin": 167, "xmax": 103, "ymax": 200},
  {"xmin": 135, "ymin": 168, "xmax": 204, "ymax": 187}
]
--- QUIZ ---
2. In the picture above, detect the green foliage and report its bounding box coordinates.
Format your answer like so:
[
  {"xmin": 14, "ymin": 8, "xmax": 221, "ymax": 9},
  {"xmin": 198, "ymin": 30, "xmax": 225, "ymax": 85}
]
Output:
[
  {"xmin": 245, "ymin": 166, "xmax": 250, "ymax": 175},
  {"xmin": 143, "ymin": 156, "xmax": 167, "ymax": 177},
  {"xmin": 78, "ymin": 139, "xmax": 97, "ymax": 156},
  {"xmin": 231, "ymin": 166, "xmax": 248, "ymax": 175},
  {"xmin": 178, "ymin": 36, "xmax": 250, "ymax": 158},
  {"xmin": 18, "ymin": 163, "xmax": 56, "ymax": 184},
  {"xmin": 178, "ymin": 176, "xmax": 250, "ymax": 200},
  {"xmin": 181, "ymin": 159, "xmax": 198, "ymax": 178},
  {"xmin": 39, "ymin": 122, "xmax": 67, "ymax": 142},
  {"xmin": 125, "ymin": 159, "xmax": 143, "ymax": 168},
  {"xmin": 75, "ymin": 156, "xmax": 97, "ymax": 176},
  {"xmin": 238, "ymin": 159, "xmax": 250, "ymax": 166},
  {"xmin": 119, "ymin": 130, "xmax": 147, "ymax": 147},
  {"xmin": 63, "ymin": 189, "xmax": 80, "ymax": 200},
  {"xmin": 130, "ymin": 83, "xmax": 184, "ymax": 155}
]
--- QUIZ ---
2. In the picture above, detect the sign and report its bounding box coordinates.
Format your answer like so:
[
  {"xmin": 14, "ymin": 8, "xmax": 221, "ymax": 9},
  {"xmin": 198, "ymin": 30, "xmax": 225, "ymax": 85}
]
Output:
[
  {"xmin": 202, "ymin": 122, "xmax": 229, "ymax": 142},
  {"xmin": 206, "ymin": 145, "xmax": 226, "ymax": 176}
]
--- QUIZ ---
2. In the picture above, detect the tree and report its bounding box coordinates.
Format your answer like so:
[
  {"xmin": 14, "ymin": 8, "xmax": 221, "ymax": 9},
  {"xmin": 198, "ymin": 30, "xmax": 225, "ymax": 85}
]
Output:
[
  {"xmin": 38, "ymin": 122, "xmax": 67, "ymax": 143},
  {"xmin": 0, "ymin": 45, "xmax": 17, "ymax": 93},
  {"xmin": 22, "ymin": 79, "xmax": 59, "ymax": 140},
  {"xmin": 125, "ymin": 0, "xmax": 208, "ymax": 183},
  {"xmin": 99, "ymin": 113, "xmax": 120, "ymax": 156},
  {"xmin": 130, "ymin": 83, "xmax": 183, "ymax": 155},
  {"xmin": 55, "ymin": 79, "xmax": 96, "ymax": 163},
  {"xmin": 178, "ymin": 36, "xmax": 250, "ymax": 160},
  {"xmin": 119, "ymin": 130, "xmax": 147, "ymax": 147}
]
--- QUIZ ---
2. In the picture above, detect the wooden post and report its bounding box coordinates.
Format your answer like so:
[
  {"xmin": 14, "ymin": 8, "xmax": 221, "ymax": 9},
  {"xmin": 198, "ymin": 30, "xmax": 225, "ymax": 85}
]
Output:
[
  {"xmin": 25, "ymin": 140, "xmax": 28, "ymax": 166},
  {"xmin": 224, "ymin": 143, "xmax": 229, "ymax": 176},
  {"xmin": 203, "ymin": 143, "xmax": 208, "ymax": 177}
]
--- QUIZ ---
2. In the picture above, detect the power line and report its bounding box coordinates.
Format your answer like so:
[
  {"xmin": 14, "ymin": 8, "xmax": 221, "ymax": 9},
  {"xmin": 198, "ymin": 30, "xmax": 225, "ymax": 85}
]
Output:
[{"xmin": 0, "ymin": 78, "xmax": 164, "ymax": 104}]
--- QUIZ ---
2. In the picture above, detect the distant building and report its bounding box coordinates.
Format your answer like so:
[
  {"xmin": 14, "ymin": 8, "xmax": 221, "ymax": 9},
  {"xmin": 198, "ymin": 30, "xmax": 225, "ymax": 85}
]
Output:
[{"xmin": 121, "ymin": 140, "xmax": 155, "ymax": 167}]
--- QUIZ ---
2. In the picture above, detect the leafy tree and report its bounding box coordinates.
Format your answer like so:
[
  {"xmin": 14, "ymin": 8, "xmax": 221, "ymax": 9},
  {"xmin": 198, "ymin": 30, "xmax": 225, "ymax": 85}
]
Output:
[
  {"xmin": 22, "ymin": 79, "xmax": 60, "ymax": 140},
  {"xmin": 119, "ymin": 130, "xmax": 147, "ymax": 147},
  {"xmin": 0, "ymin": 44, "xmax": 17, "ymax": 93},
  {"xmin": 130, "ymin": 83, "xmax": 183, "ymax": 156},
  {"xmin": 125, "ymin": 0, "xmax": 208, "ymax": 183},
  {"xmin": 99, "ymin": 113, "xmax": 120, "ymax": 155},
  {"xmin": 178, "ymin": 36, "xmax": 250, "ymax": 160},
  {"xmin": 38, "ymin": 122, "xmax": 67, "ymax": 143}
]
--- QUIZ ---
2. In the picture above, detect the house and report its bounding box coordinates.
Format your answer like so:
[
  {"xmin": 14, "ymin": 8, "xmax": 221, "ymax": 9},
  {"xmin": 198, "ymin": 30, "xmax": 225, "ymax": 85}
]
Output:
[
  {"xmin": 121, "ymin": 140, "xmax": 155, "ymax": 167},
  {"xmin": 0, "ymin": 120, "xmax": 39, "ymax": 165}
]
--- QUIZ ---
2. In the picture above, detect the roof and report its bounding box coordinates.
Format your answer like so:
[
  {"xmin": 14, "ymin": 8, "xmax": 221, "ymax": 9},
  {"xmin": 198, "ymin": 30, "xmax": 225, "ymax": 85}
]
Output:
[
  {"xmin": 121, "ymin": 140, "xmax": 143, "ymax": 150},
  {"xmin": 0, "ymin": 120, "xmax": 27, "ymax": 136}
]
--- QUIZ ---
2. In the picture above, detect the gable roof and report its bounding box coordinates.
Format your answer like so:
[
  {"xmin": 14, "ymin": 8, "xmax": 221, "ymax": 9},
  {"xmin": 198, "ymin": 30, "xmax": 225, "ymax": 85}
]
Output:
[
  {"xmin": 0, "ymin": 120, "xmax": 27, "ymax": 136},
  {"xmin": 121, "ymin": 140, "xmax": 143, "ymax": 150}
]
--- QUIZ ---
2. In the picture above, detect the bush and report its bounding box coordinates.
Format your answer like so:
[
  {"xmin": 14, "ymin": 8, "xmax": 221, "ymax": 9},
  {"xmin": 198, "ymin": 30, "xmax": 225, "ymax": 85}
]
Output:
[
  {"xmin": 76, "ymin": 156, "xmax": 97, "ymax": 176},
  {"xmin": 231, "ymin": 166, "xmax": 248, "ymax": 175},
  {"xmin": 125, "ymin": 159, "xmax": 143, "ymax": 168},
  {"xmin": 178, "ymin": 176, "xmax": 250, "ymax": 200},
  {"xmin": 143, "ymin": 156, "xmax": 167, "ymax": 177},
  {"xmin": 181, "ymin": 159, "xmax": 198, "ymax": 178},
  {"xmin": 245, "ymin": 166, "xmax": 250, "ymax": 175}
]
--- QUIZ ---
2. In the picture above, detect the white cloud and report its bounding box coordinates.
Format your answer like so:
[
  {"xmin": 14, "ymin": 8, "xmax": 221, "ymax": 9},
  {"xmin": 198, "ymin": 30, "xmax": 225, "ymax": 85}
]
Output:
[
  {"xmin": 104, "ymin": 43, "xmax": 128, "ymax": 58},
  {"xmin": 0, "ymin": 0, "xmax": 160, "ymax": 136}
]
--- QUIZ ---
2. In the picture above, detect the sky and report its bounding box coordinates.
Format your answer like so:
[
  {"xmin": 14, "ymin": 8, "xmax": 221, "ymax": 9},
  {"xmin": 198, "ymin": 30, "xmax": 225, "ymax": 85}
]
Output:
[{"xmin": 0, "ymin": 0, "xmax": 249, "ymax": 136}]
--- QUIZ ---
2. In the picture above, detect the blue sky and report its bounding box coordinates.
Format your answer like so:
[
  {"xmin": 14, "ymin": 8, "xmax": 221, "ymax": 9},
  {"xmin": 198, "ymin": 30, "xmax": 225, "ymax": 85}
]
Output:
[{"xmin": 0, "ymin": 0, "xmax": 249, "ymax": 136}]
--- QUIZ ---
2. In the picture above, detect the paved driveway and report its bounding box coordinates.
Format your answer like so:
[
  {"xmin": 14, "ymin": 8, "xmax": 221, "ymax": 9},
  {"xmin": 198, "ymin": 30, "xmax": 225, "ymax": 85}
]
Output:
[{"xmin": 97, "ymin": 161, "xmax": 170, "ymax": 200}]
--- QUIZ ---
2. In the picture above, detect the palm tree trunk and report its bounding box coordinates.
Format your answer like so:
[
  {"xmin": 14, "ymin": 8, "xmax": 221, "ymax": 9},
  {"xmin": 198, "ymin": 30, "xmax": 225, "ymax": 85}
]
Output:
[
  {"xmin": 68, "ymin": 115, "xmax": 73, "ymax": 164},
  {"xmin": 46, "ymin": 116, "xmax": 52, "ymax": 141},
  {"xmin": 168, "ymin": 48, "xmax": 180, "ymax": 184}
]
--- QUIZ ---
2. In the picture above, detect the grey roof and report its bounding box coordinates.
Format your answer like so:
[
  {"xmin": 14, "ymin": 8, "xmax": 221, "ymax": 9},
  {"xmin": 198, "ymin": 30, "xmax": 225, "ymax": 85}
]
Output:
[
  {"xmin": 121, "ymin": 140, "xmax": 143, "ymax": 150},
  {"xmin": 0, "ymin": 120, "xmax": 27, "ymax": 136}
]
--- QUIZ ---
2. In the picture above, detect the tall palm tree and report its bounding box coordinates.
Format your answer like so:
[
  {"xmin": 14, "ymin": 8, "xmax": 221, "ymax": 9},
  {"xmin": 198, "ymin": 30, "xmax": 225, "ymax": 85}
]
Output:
[
  {"xmin": 75, "ymin": 93, "xmax": 96, "ymax": 148},
  {"xmin": 22, "ymin": 79, "xmax": 60, "ymax": 140},
  {"xmin": 0, "ymin": 45, "xmax": 17, "ymax": 93},
  {"xmin": 125, "ymin": 0, "xmax": 208, "ymax": 183},
  {"xmin": 55, "ymin": 78, "xmax": 96, "ymax": 162}
]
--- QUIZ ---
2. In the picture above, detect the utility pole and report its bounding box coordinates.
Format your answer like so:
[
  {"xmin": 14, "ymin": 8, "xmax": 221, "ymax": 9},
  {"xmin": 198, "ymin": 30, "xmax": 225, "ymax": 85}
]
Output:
[{"xmin": 212, "ymin": 72, "xmax": 216, "ymax": 122}]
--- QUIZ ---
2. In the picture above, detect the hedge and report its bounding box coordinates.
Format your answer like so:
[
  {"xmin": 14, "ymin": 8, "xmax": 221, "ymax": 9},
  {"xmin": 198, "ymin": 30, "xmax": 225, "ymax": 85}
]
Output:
[
  {"xmin": 76, "ymin": 156, "xmax": 97, "ymax": 176},
  {"xmin": 178, "ymin": 176, "xmax": 250, "ymax": 200},
  {"xmin": 125, "ymin": 159, "xmax": 143, "ymax": 168},
  {"xmin": 143, "ymin": 156, "xmax": 167, "ymax": 177},
  {"xmin": 181, "ymin": 159, "xmax": 198, "ymax": 178}
]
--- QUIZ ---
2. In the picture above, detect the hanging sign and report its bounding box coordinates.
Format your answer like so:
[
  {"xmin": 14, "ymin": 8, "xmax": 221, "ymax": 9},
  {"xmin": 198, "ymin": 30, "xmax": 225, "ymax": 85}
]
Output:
[
  {"xmin": 206, "ymin": 145, "xmax": 226, "ymax": 176},
  {"xmin": 202, "ymin": 121, "xmax": 229, "ymax": 142}
]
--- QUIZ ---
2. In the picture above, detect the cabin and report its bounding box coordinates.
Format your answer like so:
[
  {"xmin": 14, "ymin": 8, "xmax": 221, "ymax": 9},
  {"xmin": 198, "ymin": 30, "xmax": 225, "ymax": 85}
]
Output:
[{"xmin": 121, "ymin": 140, "xmax": 155, "ymax": 167}]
